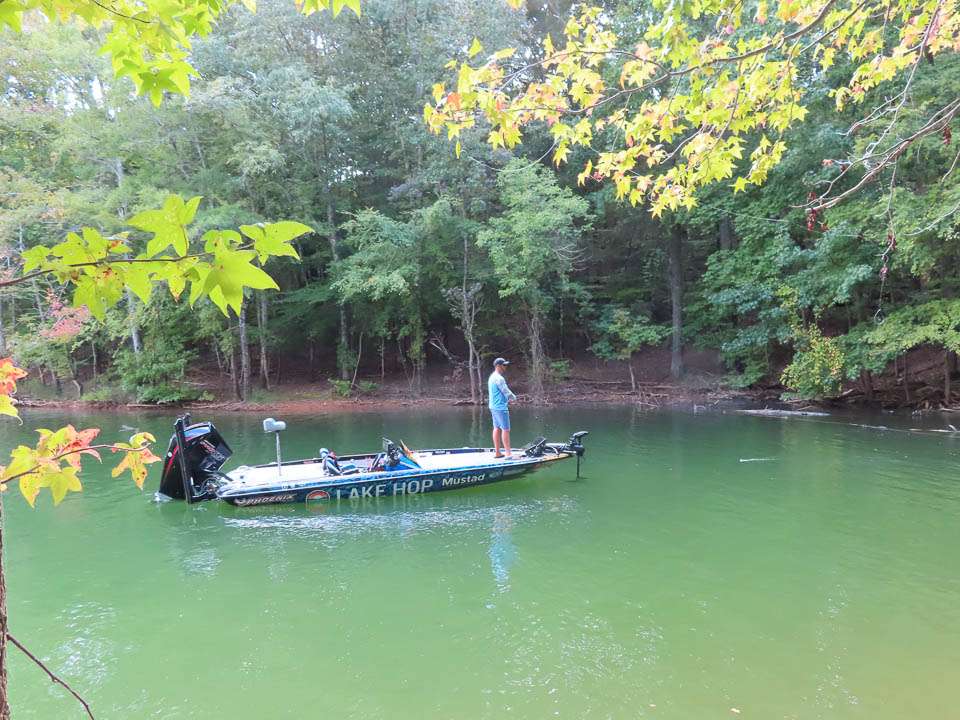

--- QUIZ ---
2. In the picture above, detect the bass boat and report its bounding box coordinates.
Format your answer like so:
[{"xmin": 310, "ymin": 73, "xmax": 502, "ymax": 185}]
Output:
[{"xmin": 157, "ymin": 415, "xmax": 588, "ymax": 507}]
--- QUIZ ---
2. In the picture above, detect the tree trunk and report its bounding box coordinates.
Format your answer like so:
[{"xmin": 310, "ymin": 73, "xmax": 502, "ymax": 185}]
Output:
[
  {"xmin": 466, "ymin": 336, "xmax": 478, "ymax": 404},
  {"xmin": 0, "ymin": 500, "xmax": 10, "ymax": 720},
  {"xmin": 628, "ymin": 361, "xmax": 637, "ymax": 392},
  {"xmin": 126, "ymin": 289, "xmax": 142, "ymax": 355},
  {"xmin": 903, "ymin": 353, "xmax": 911, "ymax": 403},
  {"xmin": 528, "ymin": 305, "xmax": 545, "ymax": 404},
  {"xmin": 238, "ymin": 299, "xmax": 250, "ymax": 401},
  {"xmin": 327, "ymin": 198, "xmax": 350, "ymax": 381},
  {"xmin": 859, "ymin": 368, "xmax": 874, "ymax": 401},
  {"xmin": 0, "ymin": 294, "xmax": 6, "ymax": 357},
  {"xmin": 945, "ymin": 350, "xmax": 954, "ymax": 406},
  {"xmin": 462, "ymin": 234, "xmax": 477, "ymax": 405},
  {"xmin": 719, "ymin": 216, "xmax": 734, "ymax": 251},
  {"xmin": 19, "ymin": 227, "xmax": 45, "ymax": 321},
  {"xmin": 213, "ymin": 341, "xmax": 224, "ymax": 377},
  {"xmin": 257, "ymin": 293, "xmax": 270, "ymax": 391},
  {"xmin": 475, "ymin": 348, "xmax": 484, "ymax": 405},
  {"xmin": 230, "ymin": 343, "xmax": 241, "ymax": 401},
  {"xmin": 668, "ymin": 224, "xmax": 684, "ymax": 380}
]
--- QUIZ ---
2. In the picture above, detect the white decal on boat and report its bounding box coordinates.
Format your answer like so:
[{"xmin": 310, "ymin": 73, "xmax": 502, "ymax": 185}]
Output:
[
  {"xmin": 234, "ymin": 493, "xmax": 297, "ymax": 506},
  {"xmin": 441, "ymin": 474, "xmax": 485, "ymax": 487}
]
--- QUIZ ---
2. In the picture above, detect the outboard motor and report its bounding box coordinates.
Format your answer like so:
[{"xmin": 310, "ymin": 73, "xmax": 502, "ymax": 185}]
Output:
[{"xmin": 158, "ymin": 415, "xmax": 232, "ymax": 502}]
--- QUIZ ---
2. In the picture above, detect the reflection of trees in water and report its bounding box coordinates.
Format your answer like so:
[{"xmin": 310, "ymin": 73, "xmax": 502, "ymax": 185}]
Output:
[{"xmin": 489, "ymin": 511, "xmax": 516, "ymax": 593}]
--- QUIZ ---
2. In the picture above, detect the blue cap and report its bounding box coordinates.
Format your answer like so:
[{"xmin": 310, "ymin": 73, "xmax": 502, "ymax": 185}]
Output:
[{"xmin": 493, "ymin": 357, "xmax": 510, "ymax": 367}]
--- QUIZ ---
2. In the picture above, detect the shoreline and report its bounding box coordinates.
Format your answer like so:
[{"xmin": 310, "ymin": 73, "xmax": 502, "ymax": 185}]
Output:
[{"xmin": 14, "ymin": 380, "xmax": 767, "ymax": 416}]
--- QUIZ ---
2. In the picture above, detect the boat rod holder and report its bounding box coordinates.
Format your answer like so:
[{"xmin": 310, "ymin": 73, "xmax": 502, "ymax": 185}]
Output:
[{"xmin": 263, "ymin": 418, "xmax": 287, "ymax": 475}]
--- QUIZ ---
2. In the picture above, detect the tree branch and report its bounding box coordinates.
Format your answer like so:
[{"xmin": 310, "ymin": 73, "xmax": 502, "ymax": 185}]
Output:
[
  {"xmin": 0, "ymin": 243, "xmax": 255, "ymax": 289},
  {"xmin": 6, "ymin": 633, "xmax": 95, "ymax": 719},
  {"xmin": 87, "ymin": 0, "xmax": 149, "ymax": 24},
  {"xmin": 0, "ymin": 442, "xmax": 155, "ymax": 489},
  {"xmin": 807, "ymin": 97, "xmax": 960, "ymax": 210}
]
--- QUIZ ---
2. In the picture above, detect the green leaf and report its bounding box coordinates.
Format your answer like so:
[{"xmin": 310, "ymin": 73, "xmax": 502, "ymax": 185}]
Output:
[
  {"xmin": 129, "ymin": 195, "xmax": 195, "ymax": 257},
  {"xmin": 240, "ymin": 221, "xmax": 310, "ymax": 263},
  {"xmin": 0, "ymin": 0, "xmax": 24, "ymax": 33},
  {"xmin": 48, "ymin": 467, "xmax": 82, "ymax": 505},
  {"xmin": 202, "ymin": 249, "xmax": 279, "ymax": 314},
  {"xmin": 123, "ymin": 266, "xmax": 154, "ymax": 304},
  {"xmin": 73, "ymin": 277, "xmax": 106, "ymax": 320}
]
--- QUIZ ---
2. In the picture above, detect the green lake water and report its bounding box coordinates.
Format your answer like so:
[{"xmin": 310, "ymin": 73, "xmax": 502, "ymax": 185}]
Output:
[{"xmin": 3, "ymin": 406, "xmax": 959, "ymax": 719}]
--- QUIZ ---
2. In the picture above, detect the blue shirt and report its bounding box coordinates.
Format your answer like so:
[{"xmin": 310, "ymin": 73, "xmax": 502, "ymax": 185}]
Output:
[{"xmin": 488, "ymin": 371, "xmax": 516, "ymax": 411}]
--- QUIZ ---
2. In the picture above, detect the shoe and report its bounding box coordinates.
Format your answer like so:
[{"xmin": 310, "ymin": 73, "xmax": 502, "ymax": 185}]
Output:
[{"xmin": 493, "ymin": 454, "xmax": 504, "ymax": 458}]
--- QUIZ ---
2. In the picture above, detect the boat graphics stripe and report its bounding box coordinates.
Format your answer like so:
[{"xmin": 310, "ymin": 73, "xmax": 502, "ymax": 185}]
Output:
[{"xmin": 222, "ymin": 455, "xmax": 565, "ymax": 506}]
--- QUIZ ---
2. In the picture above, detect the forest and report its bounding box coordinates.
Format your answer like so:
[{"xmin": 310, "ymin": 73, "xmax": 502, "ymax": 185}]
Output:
[{"xmin": 1, "ymin": 0, "xmax": 959, "ymax": 408}]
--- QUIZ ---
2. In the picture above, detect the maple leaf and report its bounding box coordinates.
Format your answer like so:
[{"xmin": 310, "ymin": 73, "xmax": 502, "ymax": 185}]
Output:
[
  {"xmin": 129, "ymin": 195, "xmax": 201, "ymax": 257},
  {"xmin": 0, "ymin": 357, "xmax": 28, "ymax": 395},
  {"xmin": 202, "ymin": 249, "xmax": 279, "ymax": 314},
  {"xmin": 239, "ymin": 221, "xmax": 310, "ymax": 264},
  {"xmin": 111, "ymin": 432, "xmax": 160, "ymax": 489},
  {"xmin": 47, "ymin": 467, "xmax": 83, "ymax": 505},
  {"xmin": 58, "ymin": 427, "xmax": 102, "ymax": 470}
]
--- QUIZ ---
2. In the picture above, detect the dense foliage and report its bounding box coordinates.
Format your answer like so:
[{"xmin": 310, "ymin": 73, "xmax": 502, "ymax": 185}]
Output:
[{"xmin": 1, "ymin": 0, "xmax": 959, "ymax": 416}]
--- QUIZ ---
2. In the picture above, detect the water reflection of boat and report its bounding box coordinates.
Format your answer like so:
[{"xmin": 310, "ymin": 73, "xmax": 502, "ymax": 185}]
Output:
[
  {"xmin": 489, "ymin": 512, "xmax": 517, "ymax": 592},
  {"xmin": 157, "ymin": 415, "xmax": 588, "ymax": 507}
]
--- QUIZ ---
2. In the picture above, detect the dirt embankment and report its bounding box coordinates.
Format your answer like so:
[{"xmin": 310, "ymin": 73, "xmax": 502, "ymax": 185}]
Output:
[{"xmin": 17, "ymin": 349, "xmax": 761, "ymax": 414}]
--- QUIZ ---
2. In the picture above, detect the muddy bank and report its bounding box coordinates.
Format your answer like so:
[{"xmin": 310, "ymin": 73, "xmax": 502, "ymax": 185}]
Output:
[{"xmin": 16, "ymin": 374, "xmax": 763, "ymax": 415}]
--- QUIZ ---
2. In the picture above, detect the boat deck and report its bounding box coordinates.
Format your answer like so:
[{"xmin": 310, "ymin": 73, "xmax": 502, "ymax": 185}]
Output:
[{"xmin": 225, "ymin": 448, "xmax": 533, "ymax": 490}]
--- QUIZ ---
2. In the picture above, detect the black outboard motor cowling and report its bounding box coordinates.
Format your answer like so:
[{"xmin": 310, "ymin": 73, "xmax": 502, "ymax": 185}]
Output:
[{"xmin": 158, "ymin": 415, "xmax": 232, "ymax": 502}]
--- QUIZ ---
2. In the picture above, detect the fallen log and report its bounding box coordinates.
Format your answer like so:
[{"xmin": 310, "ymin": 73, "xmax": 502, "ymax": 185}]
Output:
[{"xmin": 736, "ymin": 409, "xmax": 830, "ymax": 418}]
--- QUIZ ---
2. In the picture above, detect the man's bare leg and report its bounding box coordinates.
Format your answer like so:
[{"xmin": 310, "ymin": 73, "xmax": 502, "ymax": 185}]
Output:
[
  {"xmin": 502, "ymin": 429, "xmax": 511, "ymax": 457},
  {"xmin": 492, "ymin": 428, "xmax": 502, "ymax": 457}
]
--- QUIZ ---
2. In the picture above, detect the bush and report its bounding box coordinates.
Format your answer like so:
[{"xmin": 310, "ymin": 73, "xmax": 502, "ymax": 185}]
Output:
[
  {"xmin": 328, "ymin": 378, "xmax": 379, "ymax": 398},
  {"xmin": 548, "ymin": 359, "xmax": 572, "ymax": 381},
  {"xmin": 115, "ymin": 346, "xmax": 200, "ymax": 404},
  {"xmin": 356, "ymin": 380, "xmax": 378, "ymax": 394},
  {"xmin": 328, "ymin": 378, "xmax": 353, "ymax": 397}
]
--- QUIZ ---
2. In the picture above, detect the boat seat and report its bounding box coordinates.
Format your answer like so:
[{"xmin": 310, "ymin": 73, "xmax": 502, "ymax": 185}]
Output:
[{"xmin": 322, "ymin": 455, "xmax": 360, "ymax": 476}]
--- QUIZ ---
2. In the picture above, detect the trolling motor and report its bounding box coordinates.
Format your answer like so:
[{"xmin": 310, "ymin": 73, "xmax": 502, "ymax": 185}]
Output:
[
  {"xmin": 564, "ymin": 431, "xmax": 589, "ymax": 478},
  {"xmin": 158, "ymin": 415, "xmax": 233, "ymax": 502}
]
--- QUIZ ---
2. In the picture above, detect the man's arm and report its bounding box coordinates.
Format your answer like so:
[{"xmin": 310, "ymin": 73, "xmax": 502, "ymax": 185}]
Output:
[{"xmin": 498, "ymin": 375, "xmax": 517, "ymax": 403}]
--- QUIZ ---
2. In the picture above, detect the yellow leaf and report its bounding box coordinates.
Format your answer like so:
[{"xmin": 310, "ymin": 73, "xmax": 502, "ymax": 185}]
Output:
[
  {"xmin": 0, "ymin": 394, "xmax": 19, "ymax": 419},
  {"xmin": 468, "ymin": 38, "xmax": 483, "ymax": 58},
  {"xmin": 19, "ymin": 474, "xmax": 39, "ymax": 507},
  {"xmin": 48, "ymin": 467, "xmax": 82, "ymax": 505}
]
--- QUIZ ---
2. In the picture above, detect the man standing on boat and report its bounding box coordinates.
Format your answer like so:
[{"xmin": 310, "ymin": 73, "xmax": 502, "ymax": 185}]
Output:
[{"xmin": 488, "ymin": 357, "xmax": 517, "ymax": 458}]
